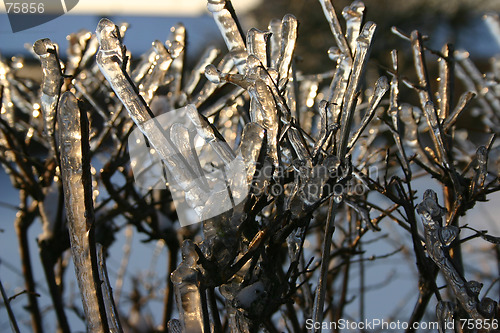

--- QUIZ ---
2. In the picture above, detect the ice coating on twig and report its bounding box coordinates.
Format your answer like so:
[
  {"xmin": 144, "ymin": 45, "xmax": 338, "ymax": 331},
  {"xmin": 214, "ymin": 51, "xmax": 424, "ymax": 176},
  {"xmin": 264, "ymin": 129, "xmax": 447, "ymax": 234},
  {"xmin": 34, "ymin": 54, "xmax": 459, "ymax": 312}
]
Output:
[
  {"xmin": 58, "ymin": 91, "xmax": 110, "ymax": 332},
  {"xmin": 312, "ymin": 198, "xmax": 337, "ymax": 331},
  {"xmin": 312, "ymin": 100, "xmax": 330, "ymax": 158},
  {"xmin": 97, "ymin": 245, "xmax": 124, "ymax": 333},
  {"xmin": 96, "ymin": 18, "xmax": 215, "ymax": 218},
  {"xmin": 399, "ymin": 104, "xmax": 440, "ymax": 174},
  {"xmin": 417, "ymin": 190, "xmax": 488, "ymax": 321},
  {"xmin": 193, "ymin": 52, "xmax": 238, "ymax": 106},
  {"xmin": 96, "ymin": 18, "xmax": 155, "ymax": 125},
  {"xmin": 423, "ymin": 101, "xmax": 454, "ymax": 174},
  {"xmin": 249, "ymin": 79, "xmax": 280, "ymax": 166}
]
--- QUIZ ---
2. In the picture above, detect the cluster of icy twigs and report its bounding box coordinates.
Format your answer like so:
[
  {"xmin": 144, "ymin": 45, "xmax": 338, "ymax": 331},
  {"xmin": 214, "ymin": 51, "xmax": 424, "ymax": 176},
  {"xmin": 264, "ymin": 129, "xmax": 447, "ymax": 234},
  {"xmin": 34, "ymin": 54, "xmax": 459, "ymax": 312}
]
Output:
[{"xmin": 1, "ymin": 0, "xmax": 500, "ymax": 332}]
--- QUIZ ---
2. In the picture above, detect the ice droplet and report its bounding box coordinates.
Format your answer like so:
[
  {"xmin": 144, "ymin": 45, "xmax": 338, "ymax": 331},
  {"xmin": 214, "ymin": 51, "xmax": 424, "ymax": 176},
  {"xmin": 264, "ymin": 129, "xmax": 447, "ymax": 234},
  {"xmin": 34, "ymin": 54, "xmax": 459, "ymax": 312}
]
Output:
[{"xmin": 205, "ymin": 64, "xmax": 222, "ymax": 84}]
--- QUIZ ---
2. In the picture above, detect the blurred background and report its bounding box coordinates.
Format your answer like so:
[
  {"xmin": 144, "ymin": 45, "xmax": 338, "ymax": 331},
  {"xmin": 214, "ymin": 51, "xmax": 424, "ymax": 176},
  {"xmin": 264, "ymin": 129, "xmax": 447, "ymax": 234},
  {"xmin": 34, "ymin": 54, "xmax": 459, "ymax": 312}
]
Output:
[
  {"xmin": 1, "ymin": 0, "xmax": 500, "ymax": 73},
  {"xmin": 0, "ymin": 0, "xmax": 500, "ymax": 331}
]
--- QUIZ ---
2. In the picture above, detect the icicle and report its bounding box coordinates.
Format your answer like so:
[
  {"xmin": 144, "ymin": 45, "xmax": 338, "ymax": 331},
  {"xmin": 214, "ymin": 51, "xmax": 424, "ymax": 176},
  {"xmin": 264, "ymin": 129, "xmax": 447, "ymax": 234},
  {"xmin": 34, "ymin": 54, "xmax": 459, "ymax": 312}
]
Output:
[
  {"xmin": 484, "ymin": 13, "xmax": 500, "ymax": 47},
  {"xmin": 79, "ymin": 33, "xmax": 99, "ymax": 70},
  {"xmin": 337, "ymin": 22, "xmax": 377, "ymax": 160},
  {"xmin": 470, "ymin": 146, "xmax": 488, "ymax": 197},
  {"xmin": 268, "ymin": 18, "xmax": 282, "ymax": 68},
  {"xmin": 184, "ymin": 46, "xmax": 220, "ymax": 96},
  {"xmin": 317, "ymin": 0, "xmax": 351, "ymax": 58},
  {"xmin": 207, "ymin": 0, "xmax": 247, "ymax": 73},
  {"xmin": 186, "ymin": 105, "xmax": 235, "ymax": 165},
  {"xmin": 327, "ymin": 54, "xmax": 352, "ymax": 123},
  {"xmin": 442, "ymin": 91, "xmax": 475, "ymax": 132},
  {"xmin": 410, "ymin": 31, "xmax": 433, "ymax": 110},
  {"xmin": 289, "ymin": 126, "xmax": 312, "ymax": 164},
  {"xmin": 389, "ymin": 50, "xmax": 399, "ymax": 111},
  {"xmin": 33, "ymin": 39, "xmax": 62, "ymax": 153},
  {"xmin": 437, "ymin": 44, "xmax": 452, "ymax": 120},
  {"xmin": 171, "ymin": 240, "xmax": 205, "ymax": 333},
  {"xmin": 168, "ymin": 24, "xmax": 186, "ymax": 104},
  {"xmin": 239, "ymin": 122, "xmax": 266, "ymax": 186},
  {"xmin": 65, "ymin": 29, "xmax": 92, "ymax": 77},
  {"xmin": 131, "ymin": 45, "xmax": 158, "ymax": 84},
  {"xmin": 249, "ymin": 79, "xmax": 280, "ymax": 167},
  {"xmin": 300, "ymin": 163, "xmax": 329, "ymax": 205},
  {"xmin": 342, "ymin": 1, "xmax": 365, "ymax": 54},
  {"xmin": 347, "ymin": 76, "xmax": 388, "ymax": 151},
  {"xmin": 455, "ymin": 49, "xmax": 500, "ymax": 114},
  {"xmin": 96, "ymin": 18, "xmax": 156, "ymax": 127},
  {"xmin": 277, "ymin": 14, "xmax": 298, "ymax": 89},
  {"xmin": 312, "ymin": 100, "xmax": 330, "ymax": 158},
  {"xmin": 139, "ymin": 40, "xmax": 175, "ymax": 104},
  {"xmin": 193, "ymin": 52, "xmax": 237, "ymax": 106},
  {"xmin": 247, "ymin": 28, "xmax": 270, "ymax": 67},
  {"xmin": 422, "ymin": 101, "xmax": 451, "ymax": 170}
]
